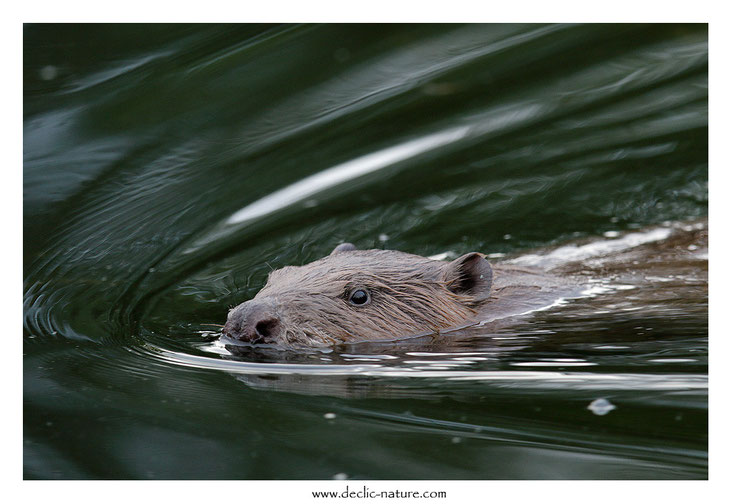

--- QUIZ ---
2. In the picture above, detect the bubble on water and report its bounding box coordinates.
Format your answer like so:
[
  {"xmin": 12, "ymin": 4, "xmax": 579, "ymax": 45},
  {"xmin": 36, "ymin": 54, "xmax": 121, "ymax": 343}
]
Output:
[
  {"xmin": 324, "ymin": 412, "xmax": 336, "ymax": 420},
  {"xmin": 587, "ymin": 398, "xmax": 616, "ymax": 416},
  {"xmin": 39, "ymin": 65, "xmax": 58, "ymax": 80},
  {"xmin": 378, "ymin": 234, "xmax": 389, "ymax": 242},
  {"xmin": 451, "ymin": 437, "xmax": 462, "ymax": 444},
  {"xmin": 333, "ymin": 472, "xmax": 348, "ymax": 480},
  {"xmin": 603, "ymin": 230, "xmax": 620, "ymax": 238}
]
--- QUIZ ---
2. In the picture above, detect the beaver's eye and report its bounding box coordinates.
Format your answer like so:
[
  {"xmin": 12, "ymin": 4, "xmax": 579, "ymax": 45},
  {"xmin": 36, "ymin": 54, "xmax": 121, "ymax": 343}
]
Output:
[{"xmin": 349, "ymin": 289, "xmax": 370, "ymax": 306}]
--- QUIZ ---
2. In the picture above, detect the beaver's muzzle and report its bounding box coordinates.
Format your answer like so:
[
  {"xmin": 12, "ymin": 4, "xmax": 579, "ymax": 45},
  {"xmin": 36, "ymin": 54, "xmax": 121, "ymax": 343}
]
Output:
[{"xmin": 223, "ymin": 300, "xmax": 281, "ymax": 343}]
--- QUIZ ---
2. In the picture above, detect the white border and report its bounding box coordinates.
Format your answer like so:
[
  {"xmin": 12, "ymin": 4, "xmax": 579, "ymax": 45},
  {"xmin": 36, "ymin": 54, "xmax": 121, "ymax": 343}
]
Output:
[{"xmin": 9, "ymin": 2, "xmax": 725, "ymax": 502}]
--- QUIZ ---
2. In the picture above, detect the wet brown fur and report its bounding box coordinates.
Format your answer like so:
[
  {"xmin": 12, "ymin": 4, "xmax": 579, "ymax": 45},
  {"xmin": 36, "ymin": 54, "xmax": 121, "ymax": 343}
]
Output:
[
  {"xmin": 222, "ymin": 220, "xmax": 707, "ymax": 349},
  {"xmin": 233, "ymin": 249, "xmax": 482, "ymax": 347}
]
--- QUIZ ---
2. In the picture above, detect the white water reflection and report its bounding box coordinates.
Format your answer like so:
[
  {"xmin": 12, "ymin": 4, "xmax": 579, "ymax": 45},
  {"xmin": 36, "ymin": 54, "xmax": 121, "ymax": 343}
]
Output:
[
  {"xmin": 155, "ymin": 345, "xmax": 707, "ymax": 391},
  {"xmin": 226, "ymin": 126, "xmax": 470, "ymax": 225}
]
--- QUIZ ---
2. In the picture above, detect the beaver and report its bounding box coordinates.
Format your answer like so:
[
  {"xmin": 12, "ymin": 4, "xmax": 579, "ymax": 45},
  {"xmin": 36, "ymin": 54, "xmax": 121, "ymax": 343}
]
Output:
[{"xmin": 221, "ymin": 242, "xmax": 582, "ymax": 348}]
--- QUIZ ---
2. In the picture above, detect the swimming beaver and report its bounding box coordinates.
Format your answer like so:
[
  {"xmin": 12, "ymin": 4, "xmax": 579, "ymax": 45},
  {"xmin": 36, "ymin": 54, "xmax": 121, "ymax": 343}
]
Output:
[{"xmin": 221, "ymin": 243, "xmax": 581, "ymax": 347}]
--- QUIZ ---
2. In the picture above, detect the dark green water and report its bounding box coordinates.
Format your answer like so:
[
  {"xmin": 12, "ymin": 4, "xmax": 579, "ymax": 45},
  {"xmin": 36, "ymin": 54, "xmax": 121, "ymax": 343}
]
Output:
[{"xmin": 23, "ymin": 24, "xmax": 707, "ymax": 479}]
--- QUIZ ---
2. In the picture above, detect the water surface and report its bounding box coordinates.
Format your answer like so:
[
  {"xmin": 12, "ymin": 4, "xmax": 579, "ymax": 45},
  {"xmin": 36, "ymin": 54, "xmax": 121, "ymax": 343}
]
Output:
[{"xmin": 24, "ymin": 23, "xmax": 707, "ymax": 479}]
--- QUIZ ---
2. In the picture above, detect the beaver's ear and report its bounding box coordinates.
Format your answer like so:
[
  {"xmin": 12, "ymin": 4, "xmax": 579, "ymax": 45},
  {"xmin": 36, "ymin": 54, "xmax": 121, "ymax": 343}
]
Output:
[
  {"xmin": 331, "ymin": 243, "xmax": 357, "ymax": 255},
  {"xmin": 442, "ymin": 252, "xmax": 493, "ymax": 301}
]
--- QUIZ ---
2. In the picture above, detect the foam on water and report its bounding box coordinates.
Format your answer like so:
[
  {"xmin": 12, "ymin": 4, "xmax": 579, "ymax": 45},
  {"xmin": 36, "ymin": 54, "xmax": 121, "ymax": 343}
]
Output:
[{"xmin": 506, "ymin": 227, "xmax": 673, "ymax": 269}]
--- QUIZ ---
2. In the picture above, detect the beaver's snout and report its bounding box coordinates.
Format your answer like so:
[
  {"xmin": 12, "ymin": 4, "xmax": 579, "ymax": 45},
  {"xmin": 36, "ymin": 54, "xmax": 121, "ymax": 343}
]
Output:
[{"xmin": 223, "ymin": 300, "xmax": 281, "ymax": 343}]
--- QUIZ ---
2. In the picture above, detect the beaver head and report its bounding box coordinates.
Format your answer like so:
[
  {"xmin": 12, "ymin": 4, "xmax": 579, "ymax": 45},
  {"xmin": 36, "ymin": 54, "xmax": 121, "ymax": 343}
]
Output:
[{"xmin": 222, "ymin": 243, "xmax": 493, "ymax": 347}]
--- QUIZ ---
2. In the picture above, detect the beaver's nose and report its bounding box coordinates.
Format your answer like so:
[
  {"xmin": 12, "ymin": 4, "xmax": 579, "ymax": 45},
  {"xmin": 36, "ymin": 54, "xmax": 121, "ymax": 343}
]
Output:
[{"xmin": 223, "ymin": 300, "xmax": 281, "ymax": 343}]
